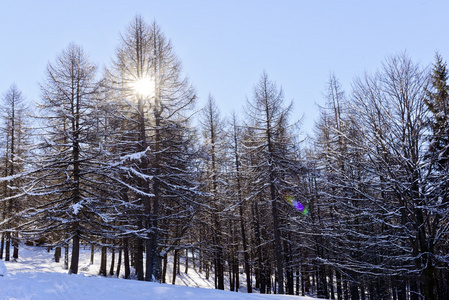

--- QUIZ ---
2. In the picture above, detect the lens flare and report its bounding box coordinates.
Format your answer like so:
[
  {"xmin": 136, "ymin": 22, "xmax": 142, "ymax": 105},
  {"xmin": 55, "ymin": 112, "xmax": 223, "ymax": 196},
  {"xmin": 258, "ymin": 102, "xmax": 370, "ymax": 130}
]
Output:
[{"xmin": 283, "ymin": 193, "xmax": 308, "ymax": 216}]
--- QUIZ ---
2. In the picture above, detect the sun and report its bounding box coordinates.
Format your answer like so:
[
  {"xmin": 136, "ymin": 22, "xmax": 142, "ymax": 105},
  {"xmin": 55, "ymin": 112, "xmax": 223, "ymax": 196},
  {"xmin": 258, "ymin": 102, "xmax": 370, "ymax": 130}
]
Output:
[{"xmin": 132, "ymin": 77, "xmax": 153, "ymax": 97}]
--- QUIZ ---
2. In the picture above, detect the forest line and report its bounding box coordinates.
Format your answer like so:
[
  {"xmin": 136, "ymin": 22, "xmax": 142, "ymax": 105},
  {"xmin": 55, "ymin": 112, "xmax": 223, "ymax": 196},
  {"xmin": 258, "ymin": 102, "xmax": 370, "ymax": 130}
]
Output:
[{"xmin": 1, "ymin": 15, "xmax": 448, "ymax": 300}]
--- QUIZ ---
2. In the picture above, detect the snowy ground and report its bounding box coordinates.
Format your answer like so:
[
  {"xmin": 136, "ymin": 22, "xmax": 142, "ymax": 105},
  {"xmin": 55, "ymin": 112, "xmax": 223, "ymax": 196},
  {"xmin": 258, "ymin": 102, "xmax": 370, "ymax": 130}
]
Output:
[{"xmin": 0, "ymin": 245, "xmax": 317, "ymax": 300}]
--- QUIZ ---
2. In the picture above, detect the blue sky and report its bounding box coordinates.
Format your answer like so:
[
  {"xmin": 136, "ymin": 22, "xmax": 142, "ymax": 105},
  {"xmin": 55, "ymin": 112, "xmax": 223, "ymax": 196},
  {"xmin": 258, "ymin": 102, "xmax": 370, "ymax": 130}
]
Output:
[{"xmin": 1, "ymin": 0, "xmax": 448, "ymax": 136}]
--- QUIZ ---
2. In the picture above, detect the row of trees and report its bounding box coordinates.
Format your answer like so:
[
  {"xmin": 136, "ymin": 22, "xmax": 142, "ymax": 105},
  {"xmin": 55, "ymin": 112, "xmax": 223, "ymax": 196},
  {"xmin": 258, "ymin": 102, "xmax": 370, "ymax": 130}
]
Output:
[
  {"xmin": 307, "ymin": 55, "xmax": 449, "ymax": 299},
  {"xmin": 1, "ymin": 15, "xmax": 449, "ymax": 300}
]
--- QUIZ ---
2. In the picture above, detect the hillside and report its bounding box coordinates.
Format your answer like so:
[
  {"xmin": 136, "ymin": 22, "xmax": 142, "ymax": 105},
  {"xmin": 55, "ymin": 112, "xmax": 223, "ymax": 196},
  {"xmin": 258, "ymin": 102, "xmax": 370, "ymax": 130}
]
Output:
[{"xmin": 0, "ymin": 245, "xmax": 318, "ymax": 299}]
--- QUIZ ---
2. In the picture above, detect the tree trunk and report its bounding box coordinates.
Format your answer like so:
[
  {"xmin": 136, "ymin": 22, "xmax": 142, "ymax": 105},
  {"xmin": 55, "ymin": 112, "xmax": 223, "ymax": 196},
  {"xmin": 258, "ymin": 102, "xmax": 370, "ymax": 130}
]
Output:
[
  {"xmin": 317, "ymin": 264, "xmax": 328, "ymax": 298},
  {"xmin": 116, "ymin": 249, "xmax": 122, "ymax": 278},
  {"xmin": 5, "ymin": 232, "xmax": 10, "ymax": 261},
  {"xmin": 145, "ymin": 233, "xmax": 153, "ymax": 281},
  {"xmin": 295, "ymin": 270, "xmax": 300, "ymax": 295},
  {"xmin": 409, "ymin": 277, "xmax": 419, "ymax": 300},
  {"xmin": 0, "ymin": 233, "xmax": 4, "ymax": 260},
  {"xmin": 229, "ymin": 262, "xmax": 235, "ymax": 292},
  {"xmin": 235, "ymin": 260, "xmax": 240, "ymax": 292},
  {"xmin": 437, "ymin": 269, "xmax": 449, "ymax": 300},
  {"xmin": 69, "ymin": 232, "xmax": 80, "ymax": 274},
  {"xmin": 12, "ymin": 233, "xmax": 18, "ymax": 260},
  {"xmin": 336, "ymin": 269, "xmax": 343, "ymax": 300},
  {"xmin": 267, "ymin": 268, "xmax": 272, "ymax": 294},
  {"xmin": 284, "ymin": 239, "xmax": 294, "ymax": 295},
  {"xmin": 136, "ymin": 237, "xmax": 144, "ymax": 280},
  {"xmin": 64, "ymin": 243, "xmax": 69, "ymax": 270},
  {"xmin": 185, "ymin": 248, "xmax": 189, "ymax": 274},
  {"xmin": 124, "ymin": 238, "xmax": 130, "ymax": 279},
  {"xmin": 343, "ymin": 279, "xmax": 349, "ymax": 300},
  {"xmin": 239, "ymin": 202, "xmax": 252, "ymax": 293},
  {"xmin": 90, "ymin": 243, "xmax": 95, "ymax": 265},
  {"xmin": 177, "ymin": 249, "xmax": 181, "ymax": 275},
  {"xmin": 205, "ymin": 260, "xmax": 209, "ymax": 280},
  {"xmin": 191, "ymin": 248, "xmax": 196, "ymax": 271},
  {"xmin": 350, "ymin": 280, "xmax": 359, "ymax": 300},
  {"xmin": 329, "ymin": 268, "xmax": 335, "ymax": 299},
  {"xmin": 214, "ymin": 259, "xmax": 217, "ymax": 289},
  {"xmin": 396, "ymin": 276, "xmax": 406, "ymax": 300},
  {"xmin": 253, "ymin": 203, "xmax": 265, "ymax": 293},
  {"xmin": 54, "ymin": 247, "xmax": 61, "ymax": 263},
  {"xmin": 301, "ymin": 267, "xmax": 306, "ymax": 296},
  {"xmin": 172, "ymin": 249, "xmax": 178, "ymax": 284},
  {"xmin": 360, "ymin": 284, "xmax": 365, "ymax": 300},
  {"xmin": 162, "ymin": 252, "xmax": 167, "ymax": 283},
  {"xmin": 213, "ymin": 213, "xmax": 224, "ymax": 290},
  {"xmin": 99, "ymin": 245, "xmax": 107, "ymax": 276},
  {"xmin": 421, "ymin": 259, "xmax": 436, "ymax": 300},
  {"xmin": 109, "ymin": 248, "xmax": 115, "ymax": 276}
]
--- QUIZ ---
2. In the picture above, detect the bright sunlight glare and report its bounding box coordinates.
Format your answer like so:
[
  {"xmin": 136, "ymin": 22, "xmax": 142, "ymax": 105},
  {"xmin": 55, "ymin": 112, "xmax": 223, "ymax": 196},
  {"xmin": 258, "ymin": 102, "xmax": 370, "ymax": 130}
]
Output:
[{"xmin": 132, "ymin": 77, "xmax": 154, "ymax": 97}]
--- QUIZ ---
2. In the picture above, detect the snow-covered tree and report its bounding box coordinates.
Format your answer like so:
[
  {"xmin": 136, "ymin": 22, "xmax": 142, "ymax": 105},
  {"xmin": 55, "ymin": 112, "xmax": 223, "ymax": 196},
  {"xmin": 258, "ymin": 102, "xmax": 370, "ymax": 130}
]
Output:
[
  {"xmin": 421, "ymin": 53, "xmax": 449, "ymax": 298},
  {"xmin": 22, "ymin": 43, "xmax": 120, "ymax": 275},
  {"xmin": 243, "ymin": 72, "xmax": 302, "ymax": 295},
  {"xmin": 106, "ymin": 16, "xmax": 198, "ymax": 282},
  {"xmin": 228, "ymin": 112, "xmax": 252, "ymax": 293},
  {"xmin": 347, "ymin": 54, "xmax": 437, "ymax": 299},
  {"xmin": 198, "ymin": 95, "xmax": 228, "ymax": 290},
  {"xmin": 0, "ymin": 85, "xmax": 31, "ymax": 261}
]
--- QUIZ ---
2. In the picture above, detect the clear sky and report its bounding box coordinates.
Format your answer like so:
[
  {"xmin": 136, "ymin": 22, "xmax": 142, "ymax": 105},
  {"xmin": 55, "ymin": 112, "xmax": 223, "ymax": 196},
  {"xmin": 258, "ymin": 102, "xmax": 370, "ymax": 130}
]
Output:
[{"xmin": 1, "ymin": 0, "xmax": 449, "ymax": 136}]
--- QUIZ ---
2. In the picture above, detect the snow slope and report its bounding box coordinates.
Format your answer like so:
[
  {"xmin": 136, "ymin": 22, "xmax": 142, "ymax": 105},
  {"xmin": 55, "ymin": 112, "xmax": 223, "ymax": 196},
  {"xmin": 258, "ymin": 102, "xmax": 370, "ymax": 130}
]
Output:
[{"xmin": 0, "ymin": 245, "xmax": 317, "ymax": 300}]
